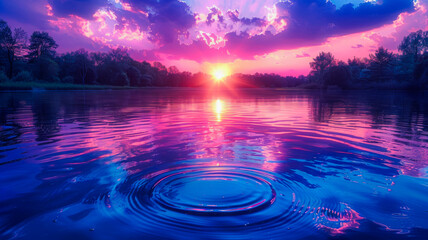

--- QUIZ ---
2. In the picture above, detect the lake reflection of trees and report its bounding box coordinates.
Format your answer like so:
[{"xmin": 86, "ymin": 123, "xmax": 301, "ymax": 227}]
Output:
[
  {"xmin": 309, "ymin": 90, "xmax": 428, "ymax": 175},
  {"xmin": 0, "ymin": 89, "xmax": 427, "ymax": 174}
]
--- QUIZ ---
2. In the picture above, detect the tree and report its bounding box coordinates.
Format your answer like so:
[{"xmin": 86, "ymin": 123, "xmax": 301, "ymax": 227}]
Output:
[
  {"xmin": 348, "ymin": 57, "xmax": 367, "ymax": 82},
  {"xmin": 27, "ymin": 31, "xmax": 58, "ymax": 61},
  {"xmin": 323, "ymin": 65, "xmax": 351, "ymax": 89},
  {"xmin": 398, "ymin": 30, "xmax": 428, "ymax": 83},
  {"xmin": 369, "ymin": 47, "xmax": 396, "ymax": 82},
  {"xmin": 114, "ymin": 71, "xmax": 129, "ymax": 86},
  {"xmin": 90, "ymin": 52, "xmax": 109, "ymax": 66},
  {"xmin": 109, "ymin": 47, "xmax": 131, "ymax": 62},
  {"xmin": 399, "ymin": 30, "xmax": 428, "ymax": 61},
  {"xmin": 348, "ymin": 57, "xmax": 367, "ymax": 68},
  {"xmin": 0, "ymin": 20, "xmax": 9, "ymax": 71},
  {"xmin": 72, "ymin": 49, "xmax": 94, "ymax": 85},
  {"xmin": 32, "ymin": 56, "xmax": 59, "ymax": 82},
  {"xmin": 414, "ymin": 52, "xmax": 428, "ymax": 85},
  {"xmin": 310, "ymin": 52, "xmax": 336, "ymax": 83},
  {"xmin": 0, "ymin": 20, "xmax": 27, "ymax": 78},
  {"xmin": 126, "ymin": 66, "xmax": 142, "ymax": 86},
  {"xmin": 153, "ymin": 62, "xmax": 167, "ymax": 71},
  {"xmin": 168, "ymin": 66, "xmax": 179, "ymax": 74}
]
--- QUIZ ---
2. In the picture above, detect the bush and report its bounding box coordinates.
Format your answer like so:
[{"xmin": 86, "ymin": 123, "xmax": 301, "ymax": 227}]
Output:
[
  {"xmin": 114, "ymin": 72, "xmax": 130, "ymax": 86},
  {"xmin": 0, "ymin": 72, "xmax": 8, "ymax": 82},
  {"xmin": 62, "ymin": 76, "xmax": 74, "ymax": 83},
  {"xmin": 12, "ymin": 71, "xmax": 33, "ymax": 82},
  {"xmin": 31, "ymin": 56, "xmax": 59, "ymax": 82},
  {"xmin": 127, "ymin": 66, "xmax": 142, "ymax": 86},
  {"xmin": 323, "ymin": 65, "xmax": 351, "ymax": 89}
]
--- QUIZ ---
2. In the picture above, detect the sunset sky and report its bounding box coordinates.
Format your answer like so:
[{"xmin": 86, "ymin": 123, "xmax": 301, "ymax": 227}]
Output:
[{"xmin": 1, "ymin": 0, "xmax": 427, "ymax": 76}]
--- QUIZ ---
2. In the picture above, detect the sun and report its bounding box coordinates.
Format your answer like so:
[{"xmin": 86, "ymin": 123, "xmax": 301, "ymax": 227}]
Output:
[{"xmin": 212, "ymin": 67, "xmax": 230, "ymax": 82}]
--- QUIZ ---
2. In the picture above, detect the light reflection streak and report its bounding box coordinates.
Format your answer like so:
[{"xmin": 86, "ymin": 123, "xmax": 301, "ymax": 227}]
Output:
[{"xmin": 214, "ymin": 99, "xmax": 223, "ymax": 122}]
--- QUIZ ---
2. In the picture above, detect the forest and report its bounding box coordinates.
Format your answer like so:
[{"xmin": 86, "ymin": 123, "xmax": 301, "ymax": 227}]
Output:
[{"xmin": 1, "ymin": 19, "xmax": 427, "ymax": 90}]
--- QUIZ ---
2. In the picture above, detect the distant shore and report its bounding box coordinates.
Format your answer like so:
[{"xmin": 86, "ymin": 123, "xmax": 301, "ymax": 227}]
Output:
[
  {"xmin": 3, "ymin": 81, "xmax": 426, "ymax": 92},
  {"xmin": 0, "ymin": 81, "xmax": 134, "ymax": 91},
  {"xmin": 1, "ymin": 80, "xmax": 426, "ymax": 92}
]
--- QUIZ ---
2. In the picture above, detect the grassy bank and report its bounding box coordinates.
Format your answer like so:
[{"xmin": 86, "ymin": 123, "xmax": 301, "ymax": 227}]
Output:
[{"xmin": 0, "ymin": 81, "xmax": 134, "ymax": 91}]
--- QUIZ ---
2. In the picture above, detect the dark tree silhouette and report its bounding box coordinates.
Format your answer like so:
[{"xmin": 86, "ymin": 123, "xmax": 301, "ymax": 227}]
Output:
[
  {"xmin": 0, "ymin": 20, "xmax": 27, "ymax": 78},
  {"xmin": 27, "ymin": 31, "xmax": 58, "ymax": 62},
  {"xmin": 31, "ymin": 56, "xmax": 59, "ymax": 82},
  {"xmin": 153, "ymin": 62, "xmax": 167, "ymax": 71},
  {"xmin": 73, "ymin": 49, "xmax": 93, "ymax": 85},
  {"xmin": 168, "ymin": 66, "xmax": 179, "ymax": 74},
  {"xmin": 369, "ymin": 47, "xmax": 396, "ymax": 82},
  {"xmin": 398, "ymin": 30, "xmax": 428, "ymax": 86},
  {"xmin": 323, "ymin": 65, "xmax": 351, "ymax": 89},
  {"xmin": 310, "ymin": 52, "xmax": 336, "ymax": 83},
  {"xmin": 0, "ymin": 18, "xmax": 427, "ymax": 90},
  {"xmin": 126, "ymin": 66, "xmax": 142, "ymax": 86},
  {"xmin": 399, "ymin": 30, "xmax": 428, "ymax": 60},
  {"xmin": 348, "ymin": 57, "xmax": 367, "ymax": 82}
]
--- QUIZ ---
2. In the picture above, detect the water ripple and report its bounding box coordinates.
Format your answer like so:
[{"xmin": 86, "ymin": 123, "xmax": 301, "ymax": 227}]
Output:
[
  {"xmin": 1, "ymin": 90, "xmax": 427, "ymax": 239},
  {"xmin": 100, "ymin": 164, "xmax": 362, "ymax": 238}
]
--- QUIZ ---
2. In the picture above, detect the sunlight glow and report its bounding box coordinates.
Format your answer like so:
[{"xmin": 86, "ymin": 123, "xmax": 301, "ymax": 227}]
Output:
[{"xmin": 212, "ymin": 66, "xmax": 230, "ymax": 82}]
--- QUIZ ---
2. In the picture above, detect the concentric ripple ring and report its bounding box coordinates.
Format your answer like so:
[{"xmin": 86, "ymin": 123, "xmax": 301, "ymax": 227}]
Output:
[
  {"xmin": 150, "ymin": 168, "xmax": 276, "ymax": 215},
  {"xmin": 103, "ymin": 164, "xmax": 362, "ymax": 238}
]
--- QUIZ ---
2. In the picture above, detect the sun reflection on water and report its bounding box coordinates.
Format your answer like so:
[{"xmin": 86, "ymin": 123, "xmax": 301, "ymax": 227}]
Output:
[{"xmin": 214, "ymin": 99, "xmax": 223, "ymax": 122}]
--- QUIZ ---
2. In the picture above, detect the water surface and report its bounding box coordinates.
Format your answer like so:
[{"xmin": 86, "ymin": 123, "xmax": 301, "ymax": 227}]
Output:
[{"xmin": 0, "ymin": 89, "xmax": 427, "ymax": 239}]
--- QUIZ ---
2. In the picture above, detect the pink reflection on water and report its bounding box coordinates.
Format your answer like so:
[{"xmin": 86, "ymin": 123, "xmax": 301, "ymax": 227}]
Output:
[
  {"xmin": 8, "ymin": 91, "xmax": 427, "ymax": 180},
  {"xmin": 315, "ymin": 204, "xmax": 363, "ymax": 234}
]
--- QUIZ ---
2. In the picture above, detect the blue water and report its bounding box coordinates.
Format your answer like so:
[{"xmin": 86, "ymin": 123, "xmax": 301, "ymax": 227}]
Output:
[{"xmin": 0, "ymin": 89, "xmax": 427, "ymax": 239}]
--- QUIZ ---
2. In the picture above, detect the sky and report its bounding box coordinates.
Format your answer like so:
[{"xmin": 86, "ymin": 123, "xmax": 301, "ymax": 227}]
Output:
[{"xmin": 0, "ymin": 0, "xmax": 427, "ymax": 76}]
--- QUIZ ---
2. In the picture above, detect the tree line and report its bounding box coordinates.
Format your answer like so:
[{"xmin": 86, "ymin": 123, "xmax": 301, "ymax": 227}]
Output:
[
  {"xmin": 0, "ymin": 18, "xmax": 427, "ymax": 89},
  {"xmin": 308, "ymin": 30, "xmax": 428, "ymax": 89},
  {"xmin": 0, "ymin": 19, "xmax": 215, "ymax": 88}
]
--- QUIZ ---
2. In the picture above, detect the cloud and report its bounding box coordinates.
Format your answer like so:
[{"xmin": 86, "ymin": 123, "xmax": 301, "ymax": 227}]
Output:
[
  {"xmin": 296, "ymin": 52, "xmax": 310, "ymax": 58},
  {"xmin": 44, "ymin": 0, "xmax": 196, "ymax": 46},
  {"xmin": 206, "ymin": 6, "xmax": 224, "ymax": 26},
  {"xmin": 226, "ymin": 9, "xmax": 266, "ymax": 27},
  {"xmin": 0, "ymin": 0, "xmax": 420, "ymax": 63},
  {"xmin": 47, "ymin": 0, "xmax": 106, "ymax": 19},
  {"xmin": 367, "ymin": 0, "xmax": 428, "ymax": 51},
  {"xmin": 223, "ymin": 0, "xmax": 416, "ymax": 59},
  {"xmin": 157, "ymin": 40, "xmax": 234, "ymax": 62},
  {"xmin": 0, "ymin": 0, "xmax": 52, "ymax": 30},
  {"xmin": 106, "ymin": 0, "xmax": 195, "ymax": 46}
]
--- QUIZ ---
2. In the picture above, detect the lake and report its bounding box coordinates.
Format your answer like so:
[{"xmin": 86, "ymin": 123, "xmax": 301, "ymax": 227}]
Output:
[{"xmin": 0, "ymin": 89, "xmax": 427, "ymax": 239}]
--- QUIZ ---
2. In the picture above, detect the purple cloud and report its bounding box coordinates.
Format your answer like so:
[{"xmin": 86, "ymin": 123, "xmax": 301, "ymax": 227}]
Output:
[
  {"xmin": 296, "ymin": 53, "xmax": 310, "ymax": 58},
  {"xmin": 226, "ymin": 9, "xmax": 266, "ymax": 27},
  {"xmin": 0, "ymin": 0, "xmax": 418, "ymax": 63},
  {"xmin": 223, "ymin": 0, "xmax": 415, "ymax": 59},
  {"xmin": 120, "ymin": 0, "xmax": 196, "ymax": 45},
  {"xmin": 206, "ymin": 6, "xmax": 224, "ymax": 26},
  {"xmin": 47, "ymin": 0, "xmax": 106, "ymax": 19}
]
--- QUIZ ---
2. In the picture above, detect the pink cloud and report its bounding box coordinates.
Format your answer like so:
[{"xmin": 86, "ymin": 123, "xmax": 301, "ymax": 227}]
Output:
[{"xmin": 0, "ymin": 0, "xmax": 426, "ymax": 76}]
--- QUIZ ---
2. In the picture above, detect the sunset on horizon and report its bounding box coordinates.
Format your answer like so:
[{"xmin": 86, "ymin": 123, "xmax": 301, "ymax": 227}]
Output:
[{"xmin": 1, "ymin": 0, "xmax": 427, "ymax": 76}]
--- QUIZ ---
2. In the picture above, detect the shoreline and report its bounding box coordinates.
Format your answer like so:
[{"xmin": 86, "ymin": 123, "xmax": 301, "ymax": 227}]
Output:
[
  {"xmin": 0, "ymin": 81, "xmax": 425, "ymax": 92},
  {"xmin": 0, "ymin": 81, "xmax": 134, "ymax": 91}
]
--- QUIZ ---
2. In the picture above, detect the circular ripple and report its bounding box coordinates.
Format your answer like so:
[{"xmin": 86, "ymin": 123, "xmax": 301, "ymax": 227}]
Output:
[
  {"xmin": 151, "ymin": 168, "xmax": 276, "ymax": 215},
  {"xmin": 102, "ymin": 165, "xmax": 361, "ymax": 239}
]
